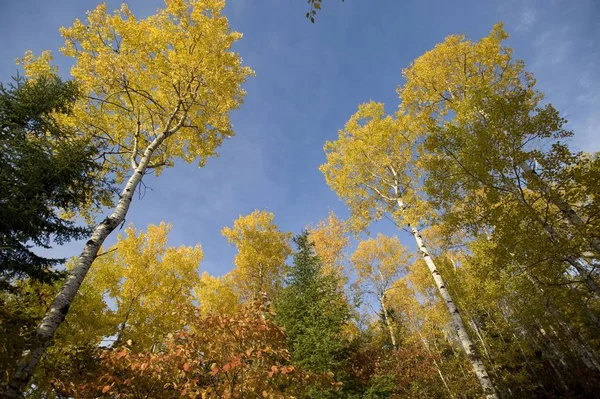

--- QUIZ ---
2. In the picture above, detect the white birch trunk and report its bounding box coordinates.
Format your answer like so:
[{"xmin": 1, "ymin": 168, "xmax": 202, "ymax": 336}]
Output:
[
  {"xmin": 515, "ymin": 193, "xmax": 600, "ymax": 297},
  {"xmin": 527, "ymin": 324, "xmax": 570, "ymax": 391},
  {"xmin": 537, "ymin": 324, "xmax": 568, "ymax": 366},
  {"xmin": 567, "ymin": 258, "xmax": 600, "ymax": 297},
  {"xmin": 5, "ymin": 133, "xmax": 168, "ymax": 397},
  {"xmin": 469, "ymin": 317, "xmax": 492, "ymax": 361},
  {"xmin": 521, "ymin": 161, "xmax": 600, "ymax": 258},
  {"xmin": 417, "ymin": 330, "xmax": 455, "ymax": 399},
  {"xmin": 410, "ymin": 225, "xmax": 499, "ymax": 399},
  {"xmin": 378, "ymin": 293, "xmax": 397, "ymax": 350},
  {"xmin": 525, "ymin": 273, "xmax": 600, "ymax": 372}
]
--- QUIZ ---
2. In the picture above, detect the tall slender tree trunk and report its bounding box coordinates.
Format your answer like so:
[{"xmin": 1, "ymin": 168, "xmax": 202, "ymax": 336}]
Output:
[
  {"xmin": 410, "ymin": 225, "xmax": 499, "ymax": 399},
  {"xmin": 378, "ymin": 293, "xmax": 397, "ymax": 350},
  {"xmin": 525, "ymin": 272, "xmax": 600, "ymax": 372},
  {"xmin": 5, "ymin": 133, "xmax": 168, "ymax": 398},
  {"xmin": 536, "ymin": 321, "xmax": 568, "ymax": 367},
  {"xmin": 567, "ymin": 259, "xmax": 600, "ymax": 297},
  {"xmin": 468, "ymin": 317, "xmax": 492, "ymax": 361},
  {"xmin": 520, "ymin": 161, "xmax": 600, "ymax": 258},
  {"xmin": 417, "ymin": 330, "xmax": 455, "ymax": 399},
  {"xmin": 515, "ymin": 193, "xmax": 600, "ymax": 297},
  {"xmin": 519, "ymin": 321, "xmax": 570, "ymax": 392}
]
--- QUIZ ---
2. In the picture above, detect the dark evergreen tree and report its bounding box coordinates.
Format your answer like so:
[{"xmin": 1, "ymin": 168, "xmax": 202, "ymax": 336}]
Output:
[
  {"xmin": 0, "ymin": 75, "xmax": 113, "ymax": 289},
  {"xmin": 275, "ymin": 230, "xmax": 352, "ymax": 397}
]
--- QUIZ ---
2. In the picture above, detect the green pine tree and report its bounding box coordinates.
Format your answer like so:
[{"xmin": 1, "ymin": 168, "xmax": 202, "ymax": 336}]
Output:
[
  {"xmin": 0, "ymin": 75, "xmax": 114, "ymax": 289},
  {"xmin": 275, "ymin": 230, "xmax": 352, "ymax": 397}
]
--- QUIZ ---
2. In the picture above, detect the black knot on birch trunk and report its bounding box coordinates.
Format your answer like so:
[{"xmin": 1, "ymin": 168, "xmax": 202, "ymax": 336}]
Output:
[
  {"xmin": 59, "ymin": 302, "xmax": 71, "ymax": 316},
  {"xmin": 102, "ymin": 216, "xmax": 119, "ymax": 229}
]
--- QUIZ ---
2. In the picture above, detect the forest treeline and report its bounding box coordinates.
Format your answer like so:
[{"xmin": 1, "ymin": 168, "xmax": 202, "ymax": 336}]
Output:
[{"xmin": 1, "ymin": 0, "xmax": 599, "ymax": 398}]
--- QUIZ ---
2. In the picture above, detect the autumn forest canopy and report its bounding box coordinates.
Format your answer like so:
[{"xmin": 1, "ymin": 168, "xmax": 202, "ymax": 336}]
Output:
[{"xmin": 1, "ymin": 0, "xmax": 599, "ymax": 398}]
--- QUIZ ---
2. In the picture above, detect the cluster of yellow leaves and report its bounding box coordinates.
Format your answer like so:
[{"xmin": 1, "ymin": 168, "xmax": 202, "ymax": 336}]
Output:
[
  {"xmin": 57, "ymin": 223, "xmax": 203, "ymax": 352},
  {"xmin": 222, "ymin": 210, "xmax": 292, "ymax": 300},
  {"xmin": 308, "ymin": 211, "xmax": 349, "ymax": 280},
  {"xmin": 399, "ymin": 22, "xmax": 526, "ymax": 124},
  {"xmin": 92, "ymin": 222, "xmax": 203, "ymax": 349},
  {"xmin": 320, "ymin": 101, "xmax": 428, "ymax": 233},
  {"xmin": 194, "ymin": 271, "xmax": 240, "ymax": 316},
  {"xmin": 20, "ymin": 0, "xmax": 254, "ymax": 183},
  {"xmin": 351, "ymin": 234, "xmax": 410, "ymax": 298},
  {"xmin": 26, "ymin": 222, "xmax": 203, "ymax": 393},
  {"xmin": 397, "ymin": 23, "xmax": 573, "ymax": 230},
  {"xmin": 388, "ymin": 262, "xmax": 451, "ymax": 339},
  {"xmin": 17, "ymin": 51, "xmax": 58, "ymax": 81}
]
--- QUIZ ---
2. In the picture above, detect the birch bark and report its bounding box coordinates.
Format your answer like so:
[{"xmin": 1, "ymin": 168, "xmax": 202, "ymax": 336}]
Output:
[
  {"xmin": 514, "ymin": 190, "xmax": 600, "ymax": 297},
  {"xmin": 410, "ymin": 224, "xmax": 499, "ymax": 399},
  {"xmin": 384, "ymin": 169, "xmax": 498, "ymax": 398},
  {"xmin": 521, "ymin": 161, "xmax": 600, "ymax": 258},
  {"xmin": 378, "ymin": 293, "xmax": 397, "ymax": 349},
  {"xmin": 417, "ymin": 330, "xmax": 455, "ymax": 399},
  {"xmin": 5, "ymin": 128, "xmax": 174, "ymax": 397}
]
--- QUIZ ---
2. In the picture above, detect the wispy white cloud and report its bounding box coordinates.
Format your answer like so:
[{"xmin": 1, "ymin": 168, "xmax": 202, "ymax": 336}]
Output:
[
  {"xmin": 531, "ymin": 26, "xmax": 570, "ymax": 67},
  {"xmin": 516, "ymin": 6, "xmax": 537, "ymax": 32}
]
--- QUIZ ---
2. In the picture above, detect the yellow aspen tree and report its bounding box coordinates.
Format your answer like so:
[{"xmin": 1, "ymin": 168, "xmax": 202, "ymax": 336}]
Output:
[
  {"xmin": 194, "ymin": 271, "xmax": 240, "ymax": 316},
  {"xmin": 308, "ymin": 211, "xmax": 349, "ymax": 280},
  {"xmin": 33, "ymin": 223, "xmax": 202, "ymax": 393},
  {"xmin": 321, "ymin": 101, "xmax": 499, "ymax": 398},
  {"xmin": 92, "ymin": 223, "xmax": 202, "ymax": 349},
  {"xmin": 6, "ymin": 1, "xmax": 253, "ymax": 395},
  {"xmin": 351, "ymin": 234, "xmax": 410, "ymax": 349},
  {"xmin": 398, "ymin": 23, "xmax": 600, "ymax": 291},
  {"xmin": 388, "ymin": 275, "xmax": 458, "ymax": 398},
  {"xmin": 221, "ymin": 210, "xmax": 292, "ymax": 301}
]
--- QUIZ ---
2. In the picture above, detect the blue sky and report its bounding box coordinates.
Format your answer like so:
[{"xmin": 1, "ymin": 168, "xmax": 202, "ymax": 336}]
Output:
[{"xmin": 1, "ymin": 0, "xmax": 598, "ymax": 279}]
